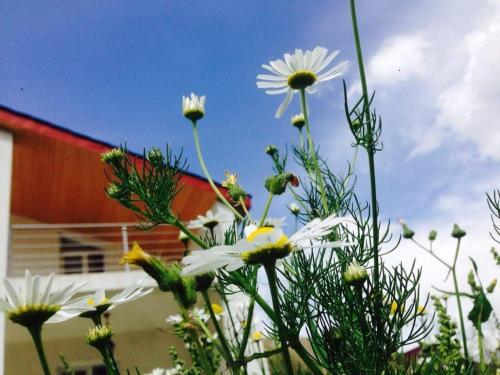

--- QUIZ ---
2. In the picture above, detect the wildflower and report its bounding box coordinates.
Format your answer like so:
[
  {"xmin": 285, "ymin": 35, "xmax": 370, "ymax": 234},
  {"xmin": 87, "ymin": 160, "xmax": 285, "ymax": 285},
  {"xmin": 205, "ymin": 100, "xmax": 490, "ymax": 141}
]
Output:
[
  {"xmin": 222, "ymin": 171, "xmax": 247, "ymax": 203},
  {"xmin": 257, "ymin": 47, "xmax": 348, "ymax": 118},
  {"xmin": 182, "ymin": 93, "xmax": 206, "ymax": 121},
  {"xmin": 86, "ymin": 325, "xmax": 113, "ymax": 348},
  {"xmin": 251, "ymin": 331, "xmax": 265, "ymax": 342},
  {"xmin": 187, "ymin": 209, "xmax": 228, "ymax": 231},
  {"xmin": 100, "ymin": 148, "xmax": 124, "ymax": 165},
  {"xmin": 0, "ymin": 271, "xmax": 91, "ymax": 327},
  {"xmin": 289, "ymin": 203, "xmax": 300, "ymax": 215},
  {"xmin": 343, "ymin": 260, "xmax": 368, "ymax": 286},
  {"xmin": 80, "ymin": 282, "xmax": 153, "ymax": 319},
  {"xmin": 291, "ymin": 113, "xmax": 305, "ymax": 130},
  {"xmin": 121, "ymin": 242, "xmax": 152, "ymax": 268},
  {"xmin": 211, "ymin": 303, "xmax": 224, "ymax": 315},
  {"xmin": 451, "ymin": 224, "xmax": 466, "ymax": 239},
  {"xmin": 182, "ymin": 215, "xmax": 347, "ymax": 276}
]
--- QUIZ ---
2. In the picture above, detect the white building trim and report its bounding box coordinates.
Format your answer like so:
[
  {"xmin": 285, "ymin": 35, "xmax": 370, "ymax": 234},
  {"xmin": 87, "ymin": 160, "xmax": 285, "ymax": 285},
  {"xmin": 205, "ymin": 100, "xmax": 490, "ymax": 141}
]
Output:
[{"xmin": 0, "ymin": 129, "xmax": 13, "ymax": 374}]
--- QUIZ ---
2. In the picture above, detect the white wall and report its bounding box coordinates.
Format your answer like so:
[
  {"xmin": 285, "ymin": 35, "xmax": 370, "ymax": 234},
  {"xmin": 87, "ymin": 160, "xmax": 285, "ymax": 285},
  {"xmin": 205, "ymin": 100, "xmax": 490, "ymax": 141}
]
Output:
[{"xmin": 0, "ymin": 129, "xmax": 13, "ymax": 374}]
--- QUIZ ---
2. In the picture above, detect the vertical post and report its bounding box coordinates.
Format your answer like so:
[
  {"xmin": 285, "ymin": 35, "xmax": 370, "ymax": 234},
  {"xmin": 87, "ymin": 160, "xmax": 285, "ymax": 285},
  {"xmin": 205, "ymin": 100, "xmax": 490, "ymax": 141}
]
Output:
[
  {"xmin": 121, "ymin": 225, "xmax": 129, "ymax": 271},
  {"xmin": 0, "ymin": 129, "xmax": 14, "ymax": 374}
]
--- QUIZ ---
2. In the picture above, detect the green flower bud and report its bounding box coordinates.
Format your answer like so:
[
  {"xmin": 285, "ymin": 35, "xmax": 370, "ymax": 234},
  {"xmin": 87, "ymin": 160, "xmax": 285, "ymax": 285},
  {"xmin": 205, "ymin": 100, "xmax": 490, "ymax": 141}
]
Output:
[
  {"xmin": 265, "ymin": 173, "xmax": 299, "ymax": 195},
  {"xmin": 289, "ymin": 202, "xmax": 300, "ymax": 215},
  {"xmin": 343, "ymin": 260, "xmax": 368, "ymax": 286},
  {"xmin": 265, "ymin": 145, "xmax": 278, "ymax": 156},
  {"xmin": 401, "ymin": 223, "xmax": 415, "ymax": 239},
  {"xmin": 101, "ymin": 148, "xmax": 124, "ymax": 165},
  {"xmin": 467, "ymin": 270, "xmax": 477, "ymax": 290},
  {"xmin": 428, "ymin": 230, "xmax": 437, "ymax": 241},
  {"xmin": 451, "ymin": 224, "xmax": 466, "ymax": 239},
  {"xmin": 487, "ymin": 278, "xmax": 497, "ymax": 293},
  {"xmin": 86, "ymin": 325, "xmax": 113, "ymax": 349},
  {"xmin": 147, "ymin": 147, "xmax": 164, "ymax": 166}
]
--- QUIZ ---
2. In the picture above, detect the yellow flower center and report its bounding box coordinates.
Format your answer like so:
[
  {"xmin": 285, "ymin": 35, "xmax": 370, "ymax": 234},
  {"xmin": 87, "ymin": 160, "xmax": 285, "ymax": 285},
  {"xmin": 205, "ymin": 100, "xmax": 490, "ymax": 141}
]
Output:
[
  {"xmin": 251, "ymin": 331, "xmax": 265, "ymax": 341},
  {"xmin": 9, "ymin": 304, "xmax": 60, "ymax": 327},
  {"xmin": 287, "ymin": 70, "xmax": 317, "ymax": 90},
  {"xmin": 242, "ymin": 227, "xmax": 293, "ymax": 265},
  {"xmin": 211, "ymin": 303, "xmax": 224, "ymax": 315},
  {"xmin": 120, "ymin": 242, "xmax": 151, "ymax": 267}
]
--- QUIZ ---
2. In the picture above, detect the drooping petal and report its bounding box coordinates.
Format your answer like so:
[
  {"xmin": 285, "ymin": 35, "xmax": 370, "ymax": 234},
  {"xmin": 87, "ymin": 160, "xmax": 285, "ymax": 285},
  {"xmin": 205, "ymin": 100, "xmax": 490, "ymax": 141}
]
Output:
[{"xmin": 275, "ymin": 90, "xmax": 294, "ymax": 119}]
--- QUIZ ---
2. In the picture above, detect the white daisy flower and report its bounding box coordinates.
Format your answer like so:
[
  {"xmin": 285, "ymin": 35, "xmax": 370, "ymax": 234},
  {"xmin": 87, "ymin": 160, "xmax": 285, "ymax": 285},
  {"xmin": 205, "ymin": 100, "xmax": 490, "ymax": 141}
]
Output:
[
  {"xmin": 146, "ymin": 367, "xmax": 181, "ymax": 375},
  {"xmin": 181, "ymin": 215, "xmax": 347, "ymax": 276},
  {"xmin": 261, "ymin": 217, "xmax": 286, "ymax": 228},
  {"xmin": 257, "ymin": 47, "xmax": 348, "ymax": 118},
  {"xmin": 80, "ymin": 281, "xmax": 153, "ymax": 318},
  {"xmin": 187, "ymin": 209, "xmax": 231, "ymax": 231},
  {"xmin": 0, "ymin": 270, "xmax": 92, "ymax": 327},
  {"xmin": 166, "ymin": 314, "xmax": 183, "ymax": 325},
  {"xmin": 182, "ymin": 93, "xmax": 206, "ymax": 121}
]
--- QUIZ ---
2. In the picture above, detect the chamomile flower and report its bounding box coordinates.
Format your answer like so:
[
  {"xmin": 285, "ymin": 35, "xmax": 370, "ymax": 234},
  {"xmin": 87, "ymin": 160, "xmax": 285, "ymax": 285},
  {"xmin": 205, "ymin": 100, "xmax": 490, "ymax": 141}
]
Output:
[
  {"xmin": 257, "ymin": 47, "xmax": 348, "ymax": 118},
  {"xmin": 0, "ymin": 271, "xmax": 92, "ymax": 327},
  {"xmin": 182, "ymin": 93, "xmax": 206, "ymax": 121},
  {"xmin": 181, "ymin": 215, "xmax": 347, "ymax": 276},
  {"xmin": 187, "ymin": 209, "xmax": 231, "ymax": 231},
  {"xmin": 80, "ymin": 282, "xmax": 153, "ymax": 319}
]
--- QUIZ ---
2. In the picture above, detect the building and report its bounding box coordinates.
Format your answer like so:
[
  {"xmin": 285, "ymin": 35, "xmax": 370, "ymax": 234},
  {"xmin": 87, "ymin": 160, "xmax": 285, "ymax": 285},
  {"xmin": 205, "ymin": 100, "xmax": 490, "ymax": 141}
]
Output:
[{"xmin": 0, "ymin": 105, "xmax": 246, "ymax": 374}]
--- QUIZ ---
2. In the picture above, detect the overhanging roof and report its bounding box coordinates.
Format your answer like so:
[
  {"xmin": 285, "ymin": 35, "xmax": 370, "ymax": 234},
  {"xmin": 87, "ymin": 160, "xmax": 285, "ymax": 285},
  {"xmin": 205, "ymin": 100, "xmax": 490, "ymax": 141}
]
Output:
[{"xmin": 0, "ymin": 105, "xmax": 249, "ymax": 224}]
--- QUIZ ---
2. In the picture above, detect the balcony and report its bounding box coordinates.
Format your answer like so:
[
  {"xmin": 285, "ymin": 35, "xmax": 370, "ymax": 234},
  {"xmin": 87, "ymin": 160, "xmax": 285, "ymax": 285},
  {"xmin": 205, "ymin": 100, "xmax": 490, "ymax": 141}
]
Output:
[{"xmin": 8, "ymin": 222, "xmax": 185, "ymax": 277}]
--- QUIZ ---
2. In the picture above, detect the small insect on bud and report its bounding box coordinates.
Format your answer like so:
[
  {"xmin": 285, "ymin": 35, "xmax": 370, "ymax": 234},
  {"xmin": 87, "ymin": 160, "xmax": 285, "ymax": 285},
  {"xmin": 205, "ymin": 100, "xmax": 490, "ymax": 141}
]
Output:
[
  {"xmin": 428, "ymin": 230, "xmax": 437, "ymax": 241},
  {"xmin": 487, "ymin": 278, "xmax": 497, "ymax": 293},
  {"xmin": 343, "ymin": 260, "xmax": 368, "ymax": 286},
  {"xmin": 265, "ymin": 144, "xmax": 278, "ymax": 156},
  {"xmin": 451, "ymin": 224, "xmax": 466, "ymax": 239}
]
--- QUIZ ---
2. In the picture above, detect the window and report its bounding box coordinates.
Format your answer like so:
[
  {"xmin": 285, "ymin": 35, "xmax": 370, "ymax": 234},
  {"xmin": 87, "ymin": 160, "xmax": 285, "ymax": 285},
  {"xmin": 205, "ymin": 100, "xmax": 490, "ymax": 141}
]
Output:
[{"xmin": 60, "ymin": 237, "xmax": 105, "ymax": 274}]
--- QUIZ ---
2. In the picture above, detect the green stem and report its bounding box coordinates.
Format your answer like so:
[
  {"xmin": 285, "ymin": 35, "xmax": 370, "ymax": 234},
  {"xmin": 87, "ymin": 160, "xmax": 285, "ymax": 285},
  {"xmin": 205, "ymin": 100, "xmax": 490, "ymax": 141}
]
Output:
[
  {"xmin": 258, "ymin": 192, "xmax": 274, "ymax": 227},
  {"xmin": 349, "ymin": 0, "xmax": 382, "ymax": 362},
  {"xmin": 263, "ymin": 262, "xmax": 294, "ymax": 375},
  {"xmin": 478, "ymin": 322, "xmax": 484, "ymax": 371},
  {"xmin": 191, "ymin": 122, "xmax": 244, "ymax": 221},
  {"xmin": 238, "ymin": 296, "xmax": 255, "ymax": 361},
  {"xmin": 202, "ymin": 291, "xmax": 235, "ymax": 365},
  {"xmin": 451, "ymin": 239, "xmax": 469, "ymax": 359},
  {"xmin": 299, "ymin": 88, "xmax": 329, "ymax": 215},
  {"xmin": 172, "ymin": 216, "xmax": 208, "ymax": 249},
  {"xmin": 97, "ymin": 345, "xmax": 120, "ymax": 375},
  {"xmin": 28, "ymin": 325, "xmax": 52, "ymax": 375}
]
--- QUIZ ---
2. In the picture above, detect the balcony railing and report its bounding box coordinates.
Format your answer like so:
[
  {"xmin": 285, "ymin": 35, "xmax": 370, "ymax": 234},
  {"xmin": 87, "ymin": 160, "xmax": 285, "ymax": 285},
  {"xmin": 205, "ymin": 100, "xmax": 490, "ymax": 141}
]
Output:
[{"xmin": 8, "ymin": 222, "xmax": 185, "ymax": 277}]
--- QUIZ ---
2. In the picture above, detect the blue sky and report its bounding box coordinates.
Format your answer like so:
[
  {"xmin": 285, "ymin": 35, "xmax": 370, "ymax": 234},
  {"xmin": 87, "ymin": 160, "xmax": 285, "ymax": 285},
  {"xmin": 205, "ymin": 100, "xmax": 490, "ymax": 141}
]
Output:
[{"xmin": 1, "ymin": 0, "xmax": 499, "ymax": 351}]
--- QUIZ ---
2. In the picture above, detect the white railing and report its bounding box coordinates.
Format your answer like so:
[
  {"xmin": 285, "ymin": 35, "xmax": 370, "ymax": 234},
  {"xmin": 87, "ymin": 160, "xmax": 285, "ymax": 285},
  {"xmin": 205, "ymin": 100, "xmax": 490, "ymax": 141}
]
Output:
[{"xmin": 8, "ymin": 222, "xmax": 185, "ymax": 277}]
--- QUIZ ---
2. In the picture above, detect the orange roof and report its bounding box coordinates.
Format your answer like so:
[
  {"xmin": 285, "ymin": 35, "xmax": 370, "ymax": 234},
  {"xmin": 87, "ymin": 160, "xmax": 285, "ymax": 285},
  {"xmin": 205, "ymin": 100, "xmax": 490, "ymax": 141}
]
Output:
[{"xmin": 0, "ymin": 105, "xmax": 250, "ymax": 224}]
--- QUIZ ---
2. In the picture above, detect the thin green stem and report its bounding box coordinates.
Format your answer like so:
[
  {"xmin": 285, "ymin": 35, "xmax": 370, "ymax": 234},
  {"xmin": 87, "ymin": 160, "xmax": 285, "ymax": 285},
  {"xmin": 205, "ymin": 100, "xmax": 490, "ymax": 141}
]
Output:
[
  {"xmin": 263, "ymin": 262, "xmax": 294, "ymax": 375},
  {"xmin": 478, "ymin": 322, "xmax": 485, "ymax": 371},
  {"xmin": 349, "ymin": 0, "xmax": 382, "ymax": 365},
  {"xmin": 239, "ymin": 197, "xmax": 253, "ymax": 222},
  {"xmin": 28, "ymin": 325, "xmax": 52, "ymax": 375},
  {"xmin": 411, "ymin": 239, "xmax": 452, "ymax": 270},
  {"xmin": 238, "ymin": 296, "xmax": 255, "ymax": 361},
  {"xmin": 299, "ymin": 88, "xmax": 329, "ymax": 215},
  {"xmin": 258, "ymin": 192, "xmax": 274, "ymax": 227},
  {"xmin": 202, "ymin": 291, "xmax": 234, "ymax": 365},
  {"xmin": 191, "ymin": 122, "xmax": 244, "ymax": 221},
  {"xmin": 172, "ymin": 216, "xmax": 208, "ymax": 249},
  {"xmin": 451, "ymin": 239, "xmax": 469, "ymax": 359}
]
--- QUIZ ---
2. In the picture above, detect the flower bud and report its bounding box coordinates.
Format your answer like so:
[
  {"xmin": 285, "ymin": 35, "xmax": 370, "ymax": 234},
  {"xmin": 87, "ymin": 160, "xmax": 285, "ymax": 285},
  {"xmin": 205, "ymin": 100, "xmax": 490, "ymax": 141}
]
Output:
[
  {"xmin": 222, "ymin": 171, "xmax": 247, "ymax": 202},
  {"xmin": 86, "ymin": 325, "xmax": 113, "ymax": 349},
  {"xmin": 343, "ymin": 260, "xmax": 368, "ymax": 286},
  {"xmin": 451, "ymin": 224, "xmax": 466, "ymax": 239},
  {"xmin": 467, "ymin": 270, "xmax": 477, "ymax": 290},
  {"xmin": 265, "ymin": 173, "xmax": 299, "ymax": 195},
  {"xmin": 147, "ymin": 148, "xmax": 164, "ymax": 166},
  {"xmin": 265, "ymin": 145, "xmax": 278, "ymax": 156},
  {"xmin": 101, "ymin": 148, "xmax": 124, "ymax": 165},
  {"xmin": 400, "ymin": 222, "xmax": 415, "ymax": 239},
  {"xmin": 487, "ymin": 278, "xmax": 497, "ymax": 293},
  {"xmin": 178, "ymin": 231, "xmax": 189, "ymax": 245},
  {"xmin": 289, "ymin": 202, "xmax": 300, "ymax": 215},
  {"xmin": 291, "ymin": 113, "xmax": 305, "ymax": 130},
  {"xmin": 428, "ymin": 230, "xmax": 437, "ymax": 241},
  {"xmin": 182, "ymin": 93, "xmax": 205, "ymax": 122}
]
